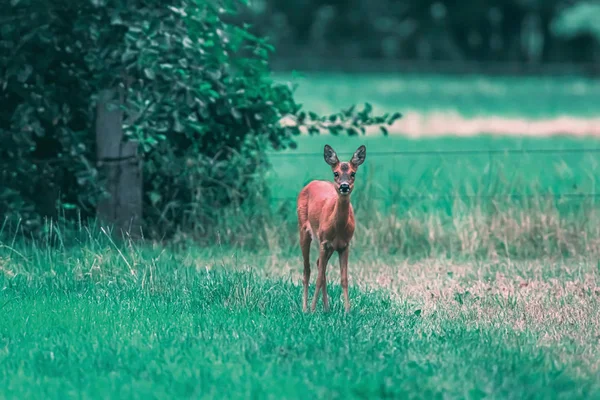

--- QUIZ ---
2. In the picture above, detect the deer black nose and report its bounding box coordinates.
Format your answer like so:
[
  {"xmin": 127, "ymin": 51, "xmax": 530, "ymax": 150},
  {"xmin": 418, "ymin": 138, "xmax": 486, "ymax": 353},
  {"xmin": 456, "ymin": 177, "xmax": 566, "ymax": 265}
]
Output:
[{"xmin": 340, "ymin": 183, "xmax": 350, "ymax": 193}]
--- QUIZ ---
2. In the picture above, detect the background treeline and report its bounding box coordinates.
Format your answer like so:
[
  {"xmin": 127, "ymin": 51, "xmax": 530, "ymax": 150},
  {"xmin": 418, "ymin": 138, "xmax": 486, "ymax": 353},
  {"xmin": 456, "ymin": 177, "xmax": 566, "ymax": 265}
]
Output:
[{"xmin": 244, "ymin": 0, "xmax": 600, "ymax": 66}]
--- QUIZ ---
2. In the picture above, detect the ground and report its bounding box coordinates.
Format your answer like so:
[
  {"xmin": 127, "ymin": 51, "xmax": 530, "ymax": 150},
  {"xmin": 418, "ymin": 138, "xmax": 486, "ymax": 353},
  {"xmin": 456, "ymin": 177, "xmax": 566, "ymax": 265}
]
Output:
[{"xmin": 0, "ymin": 244, "xmax": 599, "ymax": 398}]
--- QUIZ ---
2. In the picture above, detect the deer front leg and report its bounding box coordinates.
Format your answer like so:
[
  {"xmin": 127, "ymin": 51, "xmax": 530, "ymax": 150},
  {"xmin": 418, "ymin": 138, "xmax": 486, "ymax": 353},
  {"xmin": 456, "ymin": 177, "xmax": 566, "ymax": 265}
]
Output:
[
  {"xmin": 339, "ymin": 247, "xmax": 351, "ymax": 312},
  {"xmin": 320, "ymin": 249, "xmax": 334, "ymax": 312},
  {"xmin": 311, "ymin": 244, "xmax": 332, "ymax": 312},
  {"xmin": 300, "ymin": 229, "xmax": 312, "ymax": 313}
]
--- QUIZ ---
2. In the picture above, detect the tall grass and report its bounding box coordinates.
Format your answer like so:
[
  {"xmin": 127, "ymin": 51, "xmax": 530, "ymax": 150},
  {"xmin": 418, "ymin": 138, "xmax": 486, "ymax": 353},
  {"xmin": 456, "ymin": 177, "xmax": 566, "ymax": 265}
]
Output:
[
  {"xmin": 1, "ymin": 220, "xmax": 599, "ymax": 399},
  {"xmin": 198, "ymin": 175, "xmax": 600, "ymax": 260},
  {"xmin": 277, "ymin": 72, "xmax": 600, "ymax": 118},
  {"xmin": 3, "ymin": 164, "xmax": 599, "ymax": 261}
]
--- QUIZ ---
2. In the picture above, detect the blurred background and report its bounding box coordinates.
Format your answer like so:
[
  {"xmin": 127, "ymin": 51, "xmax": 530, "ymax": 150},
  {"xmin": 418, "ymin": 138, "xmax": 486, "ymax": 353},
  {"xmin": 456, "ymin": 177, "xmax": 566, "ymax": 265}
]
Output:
[
  {"xmin": 245, "ymin": 0, "xmax": 600, "ymax": 212},
  {"xmin": 249, "ymin": 0, "xmax": 600, "ymax": 71}
]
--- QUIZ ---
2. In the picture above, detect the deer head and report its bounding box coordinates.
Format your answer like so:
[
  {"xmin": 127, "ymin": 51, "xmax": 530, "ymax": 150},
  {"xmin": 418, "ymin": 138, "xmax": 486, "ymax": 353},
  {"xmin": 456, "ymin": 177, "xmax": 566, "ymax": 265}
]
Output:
[{"xmin": 323, "ymin": 144, "xmax": 366, "ymax": 196}]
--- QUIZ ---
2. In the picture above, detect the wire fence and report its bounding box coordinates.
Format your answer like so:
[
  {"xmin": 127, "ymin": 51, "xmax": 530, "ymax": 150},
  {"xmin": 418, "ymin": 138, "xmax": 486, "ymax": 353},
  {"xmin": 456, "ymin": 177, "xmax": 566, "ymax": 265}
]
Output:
[
  {"xmin": 267, "ymin": 148, "xmax": 600, "ymax": 157},
  {"xmin": 266, "ymin": 147, "xmax": 600, "ymax": 203}
]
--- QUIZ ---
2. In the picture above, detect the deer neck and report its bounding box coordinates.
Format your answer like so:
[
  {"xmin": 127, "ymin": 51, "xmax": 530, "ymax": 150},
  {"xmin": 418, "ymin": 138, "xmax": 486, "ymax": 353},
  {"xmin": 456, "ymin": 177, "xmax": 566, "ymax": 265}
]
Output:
[{"xmin": 333, "ymin": 194, "xmax": 351, "ymax": 229}]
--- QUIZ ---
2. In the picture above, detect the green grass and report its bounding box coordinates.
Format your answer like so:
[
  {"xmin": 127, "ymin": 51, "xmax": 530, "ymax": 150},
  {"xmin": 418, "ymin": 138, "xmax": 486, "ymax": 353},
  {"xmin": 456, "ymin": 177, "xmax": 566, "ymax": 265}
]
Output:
[
  {"xmin": 268, "ymin": 73, "xmax": 600, "ymax": 212},
  {"xmin": 275, "ymin": 72, "xmax": 600, "ymax": 118},
  {"xmin": 266, "ymin": 134, "xmax": 600, "ymax": 206},
  {"xmin": 256, "ymin": 134, "xmax": 600, "ymax": 260},
  {"xmin": 242, "ymin": 71, "xmax": 600, "ymax": 257},
  {"xmin": 1, "ymin": 235, "xmax": 599, "ymax": 399}
]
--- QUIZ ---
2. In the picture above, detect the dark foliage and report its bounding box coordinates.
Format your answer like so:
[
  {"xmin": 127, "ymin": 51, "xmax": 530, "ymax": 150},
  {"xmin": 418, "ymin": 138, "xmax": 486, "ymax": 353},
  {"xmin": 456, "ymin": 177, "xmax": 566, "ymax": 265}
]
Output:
[{"xmin": 0, "ymin": 0, "xmax": 395, "ymax": 237}]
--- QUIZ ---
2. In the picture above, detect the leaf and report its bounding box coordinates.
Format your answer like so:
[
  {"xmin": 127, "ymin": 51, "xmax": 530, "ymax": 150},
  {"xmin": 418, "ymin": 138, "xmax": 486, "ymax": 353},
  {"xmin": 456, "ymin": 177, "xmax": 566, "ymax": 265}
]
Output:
[
  {"xmin": 110, "ymin": 13, "xmax": 124, "ymax": 26},
  {"xmin": 144, "ymin": 68, "xmax": 156, "ymax": 80},
  {"xmin": 342, "ymin": 105, "xmax": 355, "ymax": 117},
  {"xmin": 380, "ymin": 126, "xmax": 388, "ymax": 136},
  {"xmin": 17, "ymin": 65, "xmax": 32, "ymax": 83},
  {"xmin": 297, "ymin": 111, "xmax": 306, "ymax": 123},
  {"xmin": 231, "ymin": 108, "xmax": 242, "ymax": 120},
  {"xmin": 149, "ymin": 192, "xmax": 161, "ymax": 205},
  {"xmin": 413, "ymin": 309, "xmax": 422, "ymax": 317},
  {"xmin": 387, "ymin": 112, "xmax": 403, "ymax": 125},
  {"xmin": 328, "ymin": 126, "xmax": 340, "ymax": 136}
]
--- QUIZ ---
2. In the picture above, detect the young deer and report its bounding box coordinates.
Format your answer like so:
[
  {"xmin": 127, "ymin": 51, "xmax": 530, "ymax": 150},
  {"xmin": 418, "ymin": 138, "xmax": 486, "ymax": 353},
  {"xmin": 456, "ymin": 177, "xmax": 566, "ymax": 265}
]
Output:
[{"xmin": 296, "ymin": 144, "xmax": 366, "ymax": 312}]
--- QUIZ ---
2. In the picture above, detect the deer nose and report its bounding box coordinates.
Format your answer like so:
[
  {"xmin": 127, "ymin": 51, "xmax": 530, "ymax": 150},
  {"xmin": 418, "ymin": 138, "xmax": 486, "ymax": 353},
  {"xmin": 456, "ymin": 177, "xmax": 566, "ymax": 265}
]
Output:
[{"xmin": 340, "ymin": 183, "xmax": 350, "ymax": 193}]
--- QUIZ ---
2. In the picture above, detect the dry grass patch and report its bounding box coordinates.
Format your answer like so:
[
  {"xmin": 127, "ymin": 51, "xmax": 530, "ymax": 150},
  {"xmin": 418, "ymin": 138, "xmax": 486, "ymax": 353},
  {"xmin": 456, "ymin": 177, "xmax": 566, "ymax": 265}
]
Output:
[{"xmin": 266, "ymin": 255, "xmax": 600, "ymax": 379}]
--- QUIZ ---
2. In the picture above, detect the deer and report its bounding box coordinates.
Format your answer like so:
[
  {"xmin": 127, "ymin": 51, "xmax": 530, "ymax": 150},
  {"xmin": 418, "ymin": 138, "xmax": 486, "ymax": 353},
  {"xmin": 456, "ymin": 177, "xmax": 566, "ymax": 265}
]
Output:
[{"xmin": 296, "ymin": 144, "xmax": 366, "ymax": 313}]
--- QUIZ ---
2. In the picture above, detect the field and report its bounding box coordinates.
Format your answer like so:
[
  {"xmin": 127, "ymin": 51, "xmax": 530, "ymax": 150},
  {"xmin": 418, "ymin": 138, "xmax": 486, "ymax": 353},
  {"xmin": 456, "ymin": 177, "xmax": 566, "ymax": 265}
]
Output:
[
  {"xmin": 2, "ymin": 73, "xmax": 600, "ymax": 398},
  {"xmin": 278, "ymin": 72, "xmax": 600, "ymax": 117},
  {"xmin": 1, "ymin": 233, "xmax": 599, "ymax": 398},
  {"xmin": 269, "ymin": 72, "xmax": 600, "ymax": 204}
]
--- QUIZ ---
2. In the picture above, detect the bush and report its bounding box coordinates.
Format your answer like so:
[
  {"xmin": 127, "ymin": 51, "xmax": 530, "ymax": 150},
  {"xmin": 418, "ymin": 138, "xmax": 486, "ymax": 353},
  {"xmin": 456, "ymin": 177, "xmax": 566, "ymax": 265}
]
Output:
[{"xmin": 0, "ymin": 0, "xmax": 395, "ymax": 238}]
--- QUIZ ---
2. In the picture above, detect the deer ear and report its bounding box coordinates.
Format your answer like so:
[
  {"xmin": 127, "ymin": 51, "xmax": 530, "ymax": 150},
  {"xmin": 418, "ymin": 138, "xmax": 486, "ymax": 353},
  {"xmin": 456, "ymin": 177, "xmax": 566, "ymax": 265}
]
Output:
[
  {"xmin": 351, "ymin": 145, "xmax": 366, "ymax": 167},
  {"xmin": 324, "ymin": 144, "xmax": 339, "ymax": 167}
]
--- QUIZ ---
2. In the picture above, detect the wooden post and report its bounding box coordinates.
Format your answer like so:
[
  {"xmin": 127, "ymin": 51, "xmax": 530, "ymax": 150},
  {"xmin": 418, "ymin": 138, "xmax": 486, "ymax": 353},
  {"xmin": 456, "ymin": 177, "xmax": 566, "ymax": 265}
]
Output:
[{"xmin": 95, "ymin": 89, "xmax": 143, "ymax": 238}]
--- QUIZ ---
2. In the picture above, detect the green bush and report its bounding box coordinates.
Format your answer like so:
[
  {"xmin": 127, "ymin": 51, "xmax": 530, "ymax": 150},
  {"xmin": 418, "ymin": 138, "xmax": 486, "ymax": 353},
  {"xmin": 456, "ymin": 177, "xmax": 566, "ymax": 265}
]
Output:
[{"xmin": 0, "ymin": 0, "xmax": 395, "ymax": 238}]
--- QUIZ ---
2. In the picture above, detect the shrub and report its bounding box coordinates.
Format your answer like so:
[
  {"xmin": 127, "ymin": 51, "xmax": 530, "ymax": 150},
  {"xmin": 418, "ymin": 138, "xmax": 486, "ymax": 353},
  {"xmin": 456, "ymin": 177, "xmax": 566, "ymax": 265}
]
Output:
[{"xmin": 0, "ymin": 0, "xmax": 395, "ymax": 238}]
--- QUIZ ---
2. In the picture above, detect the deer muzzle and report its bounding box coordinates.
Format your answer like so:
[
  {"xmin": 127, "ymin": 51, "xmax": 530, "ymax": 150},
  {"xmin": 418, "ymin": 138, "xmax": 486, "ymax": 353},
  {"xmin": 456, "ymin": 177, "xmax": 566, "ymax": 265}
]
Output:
[{"xmin": 339, "ymin": 183, "xmax": 351, "ymax": 195}]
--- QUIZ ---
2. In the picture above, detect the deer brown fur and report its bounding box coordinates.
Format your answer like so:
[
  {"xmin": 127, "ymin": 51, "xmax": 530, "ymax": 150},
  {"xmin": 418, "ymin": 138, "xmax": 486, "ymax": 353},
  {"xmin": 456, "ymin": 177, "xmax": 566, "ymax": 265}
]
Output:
[{"xmin": 296, "ymin": 144, "xmax": 366, "ymax": 312}]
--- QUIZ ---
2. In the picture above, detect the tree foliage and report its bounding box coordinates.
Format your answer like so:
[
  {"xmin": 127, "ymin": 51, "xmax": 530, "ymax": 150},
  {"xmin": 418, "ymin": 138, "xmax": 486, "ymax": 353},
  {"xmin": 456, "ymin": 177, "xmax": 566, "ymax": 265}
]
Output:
[{"xmin": 249, "ymin": 0, "xmax": 600, "ymax": 64}]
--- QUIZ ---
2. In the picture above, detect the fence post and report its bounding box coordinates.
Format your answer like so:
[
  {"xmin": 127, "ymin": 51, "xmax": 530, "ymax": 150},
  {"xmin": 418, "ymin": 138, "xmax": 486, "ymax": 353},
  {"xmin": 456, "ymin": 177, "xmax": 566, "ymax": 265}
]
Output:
[{"xmin": 95, "ymin": 88, "xmax": 143, "ymax": 237}]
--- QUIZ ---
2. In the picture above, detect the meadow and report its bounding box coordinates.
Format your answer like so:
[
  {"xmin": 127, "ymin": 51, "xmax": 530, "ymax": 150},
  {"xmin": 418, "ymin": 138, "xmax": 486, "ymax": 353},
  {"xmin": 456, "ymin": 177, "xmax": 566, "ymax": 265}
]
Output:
[
  {"xmin": 278, "ymin": 72, "xmax": 600, "ymax": 117},
  {"xmin": 2, "ymin": 73, "xmax": 600, "ymax": 398},
  {"xmin": 1, "ymin": 231, "xmax": 599, "ymax": 398},
  {"xmin": 270, "ymin": 72, "xmax": 600, "ymax": 205}
]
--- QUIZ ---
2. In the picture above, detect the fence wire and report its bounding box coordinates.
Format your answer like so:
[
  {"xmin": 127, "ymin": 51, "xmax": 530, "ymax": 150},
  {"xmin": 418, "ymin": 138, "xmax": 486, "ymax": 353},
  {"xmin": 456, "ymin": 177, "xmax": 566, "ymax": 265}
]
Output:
[
  {"xmin": 267, "ymin": 148, "xmax": 600, "ymax": 157},
  {"xmin": 267, "ymin": 147, "xmax": 600, "ymax": 202}
]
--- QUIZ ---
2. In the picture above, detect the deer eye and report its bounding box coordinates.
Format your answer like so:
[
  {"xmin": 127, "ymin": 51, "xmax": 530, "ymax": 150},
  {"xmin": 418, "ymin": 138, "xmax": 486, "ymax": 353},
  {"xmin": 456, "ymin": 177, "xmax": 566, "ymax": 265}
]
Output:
[
  {"xmin": 351, "ymin": 172, "xmax": 356, "ymax": 178},
  {"xmin": 333, "ymin": 172, "xmax": 339, "ymax": 178}
]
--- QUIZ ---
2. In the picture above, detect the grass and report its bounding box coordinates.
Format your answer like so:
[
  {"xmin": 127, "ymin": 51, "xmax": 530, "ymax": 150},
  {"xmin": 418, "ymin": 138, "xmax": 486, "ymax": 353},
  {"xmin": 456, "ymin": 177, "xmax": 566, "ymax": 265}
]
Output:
[
  {"xmin": 275, "ymin": 72, "xmax": 600, "ymax": 118},
  {"xmin": 243, "ymin": 133, "xmax": 600, "ymax": 259},
  {"xmin": 1, "ymin": 232, "xmax": 599, "ymax": 399},
  {"xmin": 266, "ymin": 135, "xmax": 600, "ymax": 205},
  {"xmin": 252, "ymin": 76, "xmax": 600, "ymax": 258}
]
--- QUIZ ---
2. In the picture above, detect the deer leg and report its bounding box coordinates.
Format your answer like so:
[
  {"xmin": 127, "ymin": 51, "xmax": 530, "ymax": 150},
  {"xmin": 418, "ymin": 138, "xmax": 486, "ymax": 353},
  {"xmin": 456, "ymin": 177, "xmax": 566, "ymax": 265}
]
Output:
[
  {"xmin": 339, "ymin": 247, "xmax": 351, "ymax": 312},
  {"xmin": 320, "ymin": 249, "xmax": 333, "ymax": 312},
  {"xmin": 300, "ymin": 228, "xmax": 312, "ymax": 313},
  {"xmin": 311, "ymin": 244, "xmax": 332, "ymax": 312},
  {"xmin": 311, "ymin": 255, "xmax": 323, "ymax": 312}
]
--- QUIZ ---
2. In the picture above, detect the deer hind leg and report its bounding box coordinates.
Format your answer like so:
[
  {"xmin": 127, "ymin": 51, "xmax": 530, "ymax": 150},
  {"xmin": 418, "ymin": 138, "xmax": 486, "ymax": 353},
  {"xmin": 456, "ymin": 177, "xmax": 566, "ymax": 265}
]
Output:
[{"xmin": 299, "ymin": 226, "xmax": 312, "ymax": 313}]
